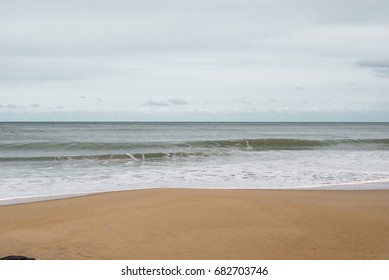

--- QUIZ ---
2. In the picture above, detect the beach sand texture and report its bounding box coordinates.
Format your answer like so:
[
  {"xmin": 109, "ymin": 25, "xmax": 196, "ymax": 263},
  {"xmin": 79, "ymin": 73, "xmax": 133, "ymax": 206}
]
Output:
[{"xmin": 1, "ymin": 189, "xmax": 389, "ymax": 260}]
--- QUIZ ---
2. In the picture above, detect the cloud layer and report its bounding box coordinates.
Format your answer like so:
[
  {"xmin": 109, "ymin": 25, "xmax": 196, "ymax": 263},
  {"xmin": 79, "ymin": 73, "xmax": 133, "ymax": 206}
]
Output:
[{"xmin": 1, "ymin": 0, "xmax": 388, "ymax": 121}]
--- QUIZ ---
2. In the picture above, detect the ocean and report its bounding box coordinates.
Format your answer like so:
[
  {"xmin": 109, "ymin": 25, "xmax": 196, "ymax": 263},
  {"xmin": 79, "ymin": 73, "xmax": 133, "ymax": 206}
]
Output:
[{"xmin": 1, "ymin": 122, "xmax": 389, "ymax": 204}]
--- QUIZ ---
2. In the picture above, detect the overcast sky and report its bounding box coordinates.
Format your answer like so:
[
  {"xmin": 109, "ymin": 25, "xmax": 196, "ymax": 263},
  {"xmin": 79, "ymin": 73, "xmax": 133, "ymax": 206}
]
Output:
[{"xmin": 1, "ymin": 0, "xmax": 388, "ymax": 121}]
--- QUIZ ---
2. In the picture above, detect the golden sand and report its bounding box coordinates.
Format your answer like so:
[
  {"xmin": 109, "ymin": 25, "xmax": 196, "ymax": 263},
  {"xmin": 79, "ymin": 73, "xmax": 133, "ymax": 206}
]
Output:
[{"xmin": 1, "ymin": 189, "xmax": 389, "ymax": 259}]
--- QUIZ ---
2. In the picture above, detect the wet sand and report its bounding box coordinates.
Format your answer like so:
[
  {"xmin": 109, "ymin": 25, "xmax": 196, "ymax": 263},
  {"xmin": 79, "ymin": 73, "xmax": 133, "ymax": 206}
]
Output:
[{"xmin": 1, "ymin": 189, "xmax": 389, "ymax": 259}]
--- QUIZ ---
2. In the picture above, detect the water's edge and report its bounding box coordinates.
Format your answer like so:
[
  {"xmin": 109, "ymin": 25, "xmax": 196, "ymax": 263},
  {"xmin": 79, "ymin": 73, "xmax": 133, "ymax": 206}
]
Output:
[{"xmin": 1, "ymin": 182, "xmax": 389, "ymax": 206}]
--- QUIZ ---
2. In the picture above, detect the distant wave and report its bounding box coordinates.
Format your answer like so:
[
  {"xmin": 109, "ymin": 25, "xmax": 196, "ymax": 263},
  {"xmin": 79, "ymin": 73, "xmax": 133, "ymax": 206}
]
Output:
[
  {"xmin": 2, "ymin": 138, "xmax": 388, "ymax": 150},
  {"xmin": 1, "ymin": 138, "xmax": 388, "ymax": 162},
  {"xmin": 0, "ymin": 152, "xmax": 211, "ymax": 162},
  {"xmin": 188, "ymin": 138, "xmax": 389, "ymax": 150},
  {"xmin": 1, "ymin": 142, "xmax": 171, "ymax": 151}
]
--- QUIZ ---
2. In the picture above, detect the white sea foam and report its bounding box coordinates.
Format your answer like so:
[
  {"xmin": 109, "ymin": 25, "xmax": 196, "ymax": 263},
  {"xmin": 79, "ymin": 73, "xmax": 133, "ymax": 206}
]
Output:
[{"xmin": 1, "ymin": 122, "xmax": 389, "ymax": 205}]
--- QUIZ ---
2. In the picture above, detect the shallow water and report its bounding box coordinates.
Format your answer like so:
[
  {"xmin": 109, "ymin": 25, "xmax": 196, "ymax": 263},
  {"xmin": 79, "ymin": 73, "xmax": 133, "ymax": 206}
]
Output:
[{"xmin": 1, "ymin": 122, "xmax": 389, "ymax": 204}]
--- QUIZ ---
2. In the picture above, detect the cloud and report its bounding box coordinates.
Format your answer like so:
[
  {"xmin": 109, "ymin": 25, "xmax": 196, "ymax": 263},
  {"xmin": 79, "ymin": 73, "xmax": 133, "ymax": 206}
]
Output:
[
  {"xmin": 145, "ymin": 100, "xmax": 169, "ymax": 106},
  {"xmin": 30, "ymin": 103, "xmax": 41, "ymax": 108},
  {"xmin": 0, "ymin": 104, "xmax": 25, "ymax": 109},
  {"xmin": 168, "ymin": 98, "xmax": 188, "ymax": 105},
  {"xmin": 356, "ymin": 59, "xmax": 389, "ymax": 76},
  {"xmin": 239, "ymin": 97, "xmax": 251, "ymax": 105},
  {"xmin": 1, "ymin": 0, "xmax": 388, "ymax": 121},
  {"xmin": 145, "ymin": 98, "xmax": 188, "ymax": 106}
]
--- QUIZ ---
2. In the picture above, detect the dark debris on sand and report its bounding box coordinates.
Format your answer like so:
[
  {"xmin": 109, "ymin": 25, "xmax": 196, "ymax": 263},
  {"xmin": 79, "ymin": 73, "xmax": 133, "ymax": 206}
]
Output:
[{"xmin": 1, "ymin": 255, "xmax": 35, "ymax": 260}]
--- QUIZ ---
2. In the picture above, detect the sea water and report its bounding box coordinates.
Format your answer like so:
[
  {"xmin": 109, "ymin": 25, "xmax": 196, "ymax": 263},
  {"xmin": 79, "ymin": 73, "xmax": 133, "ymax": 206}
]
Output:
[{"xmin": 1, "ymin": 122, "xmax": 389, "ymax": 204}]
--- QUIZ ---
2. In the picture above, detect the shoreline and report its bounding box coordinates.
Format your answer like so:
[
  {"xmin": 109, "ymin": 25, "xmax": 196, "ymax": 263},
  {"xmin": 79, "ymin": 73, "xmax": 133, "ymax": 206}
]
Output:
[
  {"xmin": 1, "ymin": 188, "xmax": 389, "ymax": 260},
  {"xmin": 1, "ymin": 180, "xmax": 389, "ymax": 206}
]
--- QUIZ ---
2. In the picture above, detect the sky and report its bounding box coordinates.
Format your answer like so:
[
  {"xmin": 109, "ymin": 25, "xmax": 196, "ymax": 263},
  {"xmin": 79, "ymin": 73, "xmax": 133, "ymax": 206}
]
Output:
[{"xmin": 0, "ymin": 0, "xmax": 388, "ymax": 121}]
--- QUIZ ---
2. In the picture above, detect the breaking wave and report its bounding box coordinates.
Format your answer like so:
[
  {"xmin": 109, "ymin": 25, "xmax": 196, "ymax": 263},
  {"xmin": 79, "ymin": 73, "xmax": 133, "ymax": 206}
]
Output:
[{"xmin": 1, "ymin": 138, "xmax": 388, "ymax": 162}]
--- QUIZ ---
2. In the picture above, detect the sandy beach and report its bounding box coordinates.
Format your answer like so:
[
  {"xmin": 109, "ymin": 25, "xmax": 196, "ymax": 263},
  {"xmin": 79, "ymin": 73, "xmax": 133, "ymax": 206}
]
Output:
[{"xmin": 1, "ymin": 188, "xmax": 389, "ymax": 260}]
